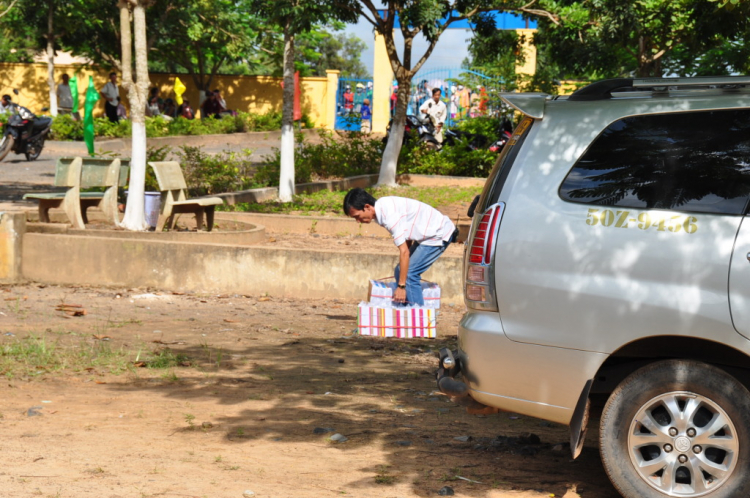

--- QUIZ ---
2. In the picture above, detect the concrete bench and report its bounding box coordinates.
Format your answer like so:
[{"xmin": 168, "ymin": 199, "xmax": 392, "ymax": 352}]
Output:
[
  {"xmin": 148, "ymin": 161, "xmax": 223, "ymax": 231},
  {"xmin": 23, "ymin": 157, "xmax": 130, "ymax": 229}
]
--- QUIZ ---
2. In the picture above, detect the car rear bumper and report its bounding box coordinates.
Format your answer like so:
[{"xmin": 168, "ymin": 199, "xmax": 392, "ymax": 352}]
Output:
[{"xmin": 439, "ymin": 311, "xmax": 608, "ymax": 426}]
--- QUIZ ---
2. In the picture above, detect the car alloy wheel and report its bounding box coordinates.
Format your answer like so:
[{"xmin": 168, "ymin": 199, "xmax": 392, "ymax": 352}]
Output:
[
  {"xmin": 628, "ymin": 391, "xmax": 738, "ymax": 495},
  {"xmin": 600, "ymin": 360, "xmax": 750, "ymax": 498}
]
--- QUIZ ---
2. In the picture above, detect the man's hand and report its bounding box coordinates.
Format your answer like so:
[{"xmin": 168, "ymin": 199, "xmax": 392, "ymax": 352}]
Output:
[{"xmin": 393, "ymin": 286, "xmax": 407, "ymax": 303}]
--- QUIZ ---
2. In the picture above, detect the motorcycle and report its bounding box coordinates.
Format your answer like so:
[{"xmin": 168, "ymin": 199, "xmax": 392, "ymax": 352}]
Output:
[{"xmin": 0, "ymin": 103, "xmax": 52, "ymax": 162}]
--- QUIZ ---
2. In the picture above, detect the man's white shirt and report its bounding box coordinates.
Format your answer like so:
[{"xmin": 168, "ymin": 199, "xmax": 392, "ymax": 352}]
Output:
[
  {"xmin": 57, "ymin": 84, "xmax": 73, "ymax": 109},
  {"xmin": 374, "ymin": 196, "xmax": 455, "ymax": 247},
  {"xmin": 101, "ymin": 81, "xmax": 119, "ymax": 106},
  {"xmin": 419, "ymin": 98, "xmax": 447, "ymax": 126}
]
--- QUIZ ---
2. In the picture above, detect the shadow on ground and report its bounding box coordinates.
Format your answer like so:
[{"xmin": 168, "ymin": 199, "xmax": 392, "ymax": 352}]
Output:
[{"xmin": 107, "ymin": 331, "xmax": 620, "ymax": 497}]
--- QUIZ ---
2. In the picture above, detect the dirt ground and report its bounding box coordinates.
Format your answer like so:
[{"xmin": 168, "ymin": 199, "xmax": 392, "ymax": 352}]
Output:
[{"xmin": 1, "ymin": 283, "xmax": 621, "ymax": 498}]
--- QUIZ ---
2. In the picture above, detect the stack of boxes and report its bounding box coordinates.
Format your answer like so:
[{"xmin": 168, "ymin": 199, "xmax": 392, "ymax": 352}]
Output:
[{"xmin": 358, "ymin": 278, "xmax": 441, "ymax": 338}]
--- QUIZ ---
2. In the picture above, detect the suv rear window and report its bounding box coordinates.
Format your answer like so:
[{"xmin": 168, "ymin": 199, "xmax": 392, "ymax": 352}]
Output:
[
  {"xmin": 559, "ymin": 109, "xmax": 750, "ymax": 215},
  {"xmin": 478, "ymin": 117, "xmax": 534, "ymax": 212}
]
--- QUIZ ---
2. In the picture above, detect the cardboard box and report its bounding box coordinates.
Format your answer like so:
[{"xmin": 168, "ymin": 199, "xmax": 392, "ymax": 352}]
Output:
[
  {"xmin": 357, "ymin": 302, "xmax": 438, "ymax": 338},
  {"xmin": 367, "ymin": 278, "xmax": 441, "ymax": 309}
]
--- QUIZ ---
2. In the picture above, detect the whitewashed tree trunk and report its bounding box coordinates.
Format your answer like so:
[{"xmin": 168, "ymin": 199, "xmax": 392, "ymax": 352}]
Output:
[
  {"xmin": 278, "ymin": 21, "xmax": 295, "ymax": 203},
  {"xmin": 119, "ymin": 0, "xmax": 150, "ymax": 231},
  {"xmin": 46, "ymin": 1, "xmax": 57, "ymax": 116},
  {"xmin": 376, "ymin": 79, "xmax": 411, "ymax": 187}
]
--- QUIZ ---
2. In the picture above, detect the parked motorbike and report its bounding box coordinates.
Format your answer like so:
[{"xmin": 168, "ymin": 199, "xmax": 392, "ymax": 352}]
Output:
[{"xmin": 0, "ymin": 102, "xmax": 52, "ymax": 162}]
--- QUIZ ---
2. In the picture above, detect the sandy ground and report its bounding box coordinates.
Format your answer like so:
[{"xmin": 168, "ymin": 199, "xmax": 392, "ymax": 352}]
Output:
[{"xmin": 0, "ymin": 284, "xmax": 621, "ymax": 498}]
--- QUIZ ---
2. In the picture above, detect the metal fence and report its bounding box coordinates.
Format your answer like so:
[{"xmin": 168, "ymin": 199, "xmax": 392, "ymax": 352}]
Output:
[
  {"xmin": 397, "ymin": 67, "xmax": 506, "ymax": 127},
  {"xmin": 335, "ymin": 77, "xmax": 373, "ymax": 132}
]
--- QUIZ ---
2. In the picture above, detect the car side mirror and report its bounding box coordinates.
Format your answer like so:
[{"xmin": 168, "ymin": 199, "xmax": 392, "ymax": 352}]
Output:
[{"xmin": 41, "ymin": 107, "xmax": 49, "ymax": 112}]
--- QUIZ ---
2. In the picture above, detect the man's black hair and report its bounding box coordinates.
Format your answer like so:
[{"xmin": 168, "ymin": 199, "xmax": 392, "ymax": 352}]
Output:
[
  {"xmin": 2, "ymin": 94, "xmax": 10, "ymax": 101},
  {"xmin": 343, "ymin": 188, "xmax": 377, "ymax": 215},
  {"xmin": 109, "ymin": 72, "xmax": 117, "ymax": 77},
  {"xmin": 432, "ymin": 88, "xmax": 441, "ymax": 96}
]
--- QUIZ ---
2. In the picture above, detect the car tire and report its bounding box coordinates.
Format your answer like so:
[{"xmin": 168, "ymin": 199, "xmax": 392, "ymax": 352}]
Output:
[
  {"xmin": 0, "ymin": 134, "xmax": 14, "ymax": 161},
  {"xmin": 600, "ymin": 360, "xmax": 750, "ymax": 498}
]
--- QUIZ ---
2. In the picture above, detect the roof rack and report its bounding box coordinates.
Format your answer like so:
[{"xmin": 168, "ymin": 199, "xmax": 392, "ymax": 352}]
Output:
[
  {"xmin": 568, "ymin": 75, "xmax": 750, "ymax": 101},
  {"xmin": 568, "ymin": 79, "xmax": 633, "ymax": 101},
  {"xmin": 633, "ymin": 75, "xmax": 750, "ymax": 87}
]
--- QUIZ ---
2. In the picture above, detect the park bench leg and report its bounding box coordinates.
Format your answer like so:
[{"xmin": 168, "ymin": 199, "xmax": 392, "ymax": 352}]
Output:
[
  {"xmin": 38, "ymin": 201, "xmax": 51, "ymax": 223},
  {"xmin": 62, "ymin": 190, "xmax": 85, "ymax": 229},
  {"xmin": 156, "ymin": 203, "xmax": 172, "ymax": 232},
  {"xmin": 81, "ymin": 205, "xmax": 90, "ymax": 225},
  {"xmin": 194, "ymin": 209, "xmax": 204, "ymax": 230},
  {"xmin": 205, "ymin": 207, "xmax": 215, "ymax": 232}
]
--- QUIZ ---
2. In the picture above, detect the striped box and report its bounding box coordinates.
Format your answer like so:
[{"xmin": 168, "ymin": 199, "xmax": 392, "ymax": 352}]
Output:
[{"xmin": 357, "ymin": 302, "xmax": 438, "ymax": 338}]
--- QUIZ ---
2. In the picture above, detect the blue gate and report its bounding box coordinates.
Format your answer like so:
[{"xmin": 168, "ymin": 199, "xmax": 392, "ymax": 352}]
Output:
[
  {"xmin": 335, "ymin": 77, "xmax": 373, "ymax": 131},
  {"xmin": 400, "ymin": 68, "xmax": 505, "ymax": 127}
]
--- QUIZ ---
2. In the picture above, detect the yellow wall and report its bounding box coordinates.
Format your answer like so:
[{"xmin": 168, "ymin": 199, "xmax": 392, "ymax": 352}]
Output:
[{"xmin": 0, "ymin": 63, "xmax": 331, "ymax": 127}]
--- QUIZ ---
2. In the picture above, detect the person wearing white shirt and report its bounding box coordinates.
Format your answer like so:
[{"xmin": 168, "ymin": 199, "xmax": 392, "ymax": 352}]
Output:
[
  {"xmin": 344, "ymin": 188, "xmax": 457, "ymax": 306},
  {"xmin": 56, "ymin": 74, "xmax": 73, "ymax": 114},
  {"xmin": 0, "ymin": 94, "xmax": 14, "ymax": 114},
  {"xmin": 99, "ymin": 72, "xmax": 119, "ymax": 122},
  {"xmin": 420, "ymin": 88, "xmax": 447, "ymax": 143}
]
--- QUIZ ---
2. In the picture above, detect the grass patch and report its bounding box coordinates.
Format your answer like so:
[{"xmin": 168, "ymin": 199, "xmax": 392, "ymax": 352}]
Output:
[
  {"xmin": 222, "ymin": 185, "xmax": 482, "ymax": 216},
  {"xmin": 0, "ymin": 334, "xmax": 191, "ymax": 379},
  {"xmin": 142, "ymin": 348, "xmax": 191, "ymax": 369}
]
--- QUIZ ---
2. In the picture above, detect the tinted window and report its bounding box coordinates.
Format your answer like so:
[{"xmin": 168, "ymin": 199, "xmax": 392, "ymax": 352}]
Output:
[{"xmin": 559, "ymin": 109, "xmax": 750, "ymax": 215}]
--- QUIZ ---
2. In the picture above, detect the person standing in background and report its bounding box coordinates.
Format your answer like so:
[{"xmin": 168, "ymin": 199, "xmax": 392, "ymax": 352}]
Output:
[
  {"xmin": 420, "ymin": 88, "xmax": 447, "ymax": 143},
  {"xmin": 99, "ymin": 72, "xmax": 119, "ymax": 122},
  {"xmin": 360, "ymin": 98, "xmax": 371, "ymax": 134},
  {"xmin": 56, "ymin": 74, "xmax": 73, "ymax": 115}
]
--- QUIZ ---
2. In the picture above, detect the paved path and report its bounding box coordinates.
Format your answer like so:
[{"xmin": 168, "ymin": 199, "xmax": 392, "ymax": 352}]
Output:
[{"xmin": 0, "ymin": 129, "xmax": 311, "ymax": 211}]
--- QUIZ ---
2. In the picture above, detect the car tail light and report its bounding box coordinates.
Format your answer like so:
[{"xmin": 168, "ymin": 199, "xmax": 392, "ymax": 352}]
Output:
[{"xmin": 465, "ymin": 203, "xmax": 505, "ymax": 310}]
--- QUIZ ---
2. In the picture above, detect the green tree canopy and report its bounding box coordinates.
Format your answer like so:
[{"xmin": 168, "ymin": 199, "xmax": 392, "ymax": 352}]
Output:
[{"xmin": 533, "ymin": 0, "xmax": 750, "ymax": 78}]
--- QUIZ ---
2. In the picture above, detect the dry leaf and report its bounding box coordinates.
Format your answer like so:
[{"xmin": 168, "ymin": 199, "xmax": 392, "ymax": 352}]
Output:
[
  {"xmin": 223, "ymin": 319, "xmax": 238, "ymax": 323},
  {"xmin": 95, "ymin": 380, "xmax": 107, "ymax": 384},
  {"xmin": 92, "ymin": 334, "xmax": 110, "ymax": 340},
  {"xmin": 258, "ymin": 297, "xmax": 270, "ymax": 302}
]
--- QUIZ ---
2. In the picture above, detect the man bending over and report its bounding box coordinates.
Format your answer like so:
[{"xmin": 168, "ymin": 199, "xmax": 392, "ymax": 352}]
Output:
[{"xmin": 344, "ymin": 188, "xmax": 457, "ymax": 306}]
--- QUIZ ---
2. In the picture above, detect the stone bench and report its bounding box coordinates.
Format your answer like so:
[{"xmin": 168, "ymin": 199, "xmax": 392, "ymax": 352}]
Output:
[
  {"xmin": 23, "ymin": 157, "xmax": 130, "ymax": 229},
  {"xmin": 148, "ymin": 161, "xmax": 223, "ymax": 231}
]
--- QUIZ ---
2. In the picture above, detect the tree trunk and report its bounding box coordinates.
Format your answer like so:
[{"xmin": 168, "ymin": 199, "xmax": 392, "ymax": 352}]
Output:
[
  {"xmin": 377, "ymin": 76, "xmax": 411, "ymax": 187},
  {"xmin": 278, "ymin": 20, "xmax": 295, "ymax": 203},
  {"xmin": 119, "ymin": 0, "xmax": 150, "ymax": 231},
  {"xmin": 46, "ymin": 0, "xmax": 57, "ymax": 116}
]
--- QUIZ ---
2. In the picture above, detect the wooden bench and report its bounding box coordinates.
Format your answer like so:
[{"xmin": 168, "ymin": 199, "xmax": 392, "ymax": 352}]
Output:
[
  {"xmin": 23, "ymin": 157, "xmax": 130, "ymax": 229},
  {"xmin": 148, "ymin": 161, "xmax": 223, "ymax": 231}
]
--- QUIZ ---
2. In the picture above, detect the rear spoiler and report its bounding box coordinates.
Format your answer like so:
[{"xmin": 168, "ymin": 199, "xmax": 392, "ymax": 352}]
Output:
[{"xmin": 500, "ymin": 92, "xmax": 550, "ymax": 120}]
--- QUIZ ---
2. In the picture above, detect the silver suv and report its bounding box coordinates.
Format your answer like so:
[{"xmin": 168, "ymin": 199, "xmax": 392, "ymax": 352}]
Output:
[{"xmin": 436, "ymin": 76, "xmax": 750, "ymax": 498}]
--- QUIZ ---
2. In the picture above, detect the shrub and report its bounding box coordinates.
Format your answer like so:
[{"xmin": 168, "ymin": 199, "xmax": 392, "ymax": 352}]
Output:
[
  {"xmin": 175, "ymin": 145, "xmax": 259, "ymax": 196},
  {"xmin": 47, "ymin": 109, "xmax": 287, "ymax": 141},
  {"xmin": 254, "ymin": 130, "xmax": 383, "ymax": 187},
  {"xmin": 398, "ymin": 136, "xmax": 498, "ymax": 178},
  {"xmin": 50, "ymin": 114, "xmax": 83, "ymax": 141}
]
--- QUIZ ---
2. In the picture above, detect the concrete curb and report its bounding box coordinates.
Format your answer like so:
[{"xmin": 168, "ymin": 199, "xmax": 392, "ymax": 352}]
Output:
[{"xmin": 21, "ymin": 232, "xmax": 464, "ymax": 304}]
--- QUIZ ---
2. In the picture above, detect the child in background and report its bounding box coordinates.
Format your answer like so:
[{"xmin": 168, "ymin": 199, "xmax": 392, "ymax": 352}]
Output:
[
  {"xmin": 360, "ymin": 98, "xmax": 371, "ymax": 134},
  {"xmin": 116, "ymin": 97, "xmax": 127, "ymax": 120}
]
